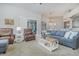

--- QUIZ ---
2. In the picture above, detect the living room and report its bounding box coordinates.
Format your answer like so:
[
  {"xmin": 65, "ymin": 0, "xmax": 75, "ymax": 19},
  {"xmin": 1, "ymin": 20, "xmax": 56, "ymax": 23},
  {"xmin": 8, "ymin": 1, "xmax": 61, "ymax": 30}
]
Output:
[{"xmin": 0, "ymin": 3, "xmax": 79, "ymax": 56}]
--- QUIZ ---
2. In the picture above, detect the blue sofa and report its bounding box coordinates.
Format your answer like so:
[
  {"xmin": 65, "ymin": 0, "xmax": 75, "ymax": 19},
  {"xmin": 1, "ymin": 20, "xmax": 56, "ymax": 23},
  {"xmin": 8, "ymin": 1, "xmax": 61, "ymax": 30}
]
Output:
[
  {"xmin": 0, "ymin": 39, "xmax": 8, "ymax": 53},
  {"xmin": 46, "ymin": 30, "xmax": 79, "ymax": 50}
]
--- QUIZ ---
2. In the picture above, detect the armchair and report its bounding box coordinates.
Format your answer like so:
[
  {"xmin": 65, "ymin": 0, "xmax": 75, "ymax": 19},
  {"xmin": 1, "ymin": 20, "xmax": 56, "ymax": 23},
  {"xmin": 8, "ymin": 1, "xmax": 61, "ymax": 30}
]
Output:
[
  {"xmin": 0, "ymin": 28, "xmax": 15, "ymax": 44},
  {"xmin": 24, "ymin": 28, "xmax": 35, "ymax": 41}
]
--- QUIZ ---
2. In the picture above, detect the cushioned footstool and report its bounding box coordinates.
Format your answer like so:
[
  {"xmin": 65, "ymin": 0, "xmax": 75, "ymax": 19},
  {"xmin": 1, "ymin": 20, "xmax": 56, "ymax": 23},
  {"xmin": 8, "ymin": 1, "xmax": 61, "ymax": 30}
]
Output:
[{"xmin": 0, "ymin": 39, "xmax": 8, "ymax": 54}]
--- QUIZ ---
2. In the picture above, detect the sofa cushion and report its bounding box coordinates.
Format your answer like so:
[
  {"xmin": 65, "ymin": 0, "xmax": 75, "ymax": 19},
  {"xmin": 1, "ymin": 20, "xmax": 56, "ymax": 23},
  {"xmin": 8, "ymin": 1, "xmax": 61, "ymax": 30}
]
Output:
[
  {"xmin": 47, "ymin": 31, "xmax": 57, "ymax": 36},
  {"xmin": 0, "ymin": 36, "xmax": 10, "ymax": 39},
  {"xmin": 53, "ymin": 36, "xmax": 67, "ymax": 43},
  {"xmin": 51, "ymin": 36, "xmax": 60, "ymax": 39},
  {"xmin": 51, "ymin": 36, "xmax": 65, "ymax": 40},
  {"xmin": 55, "ymin": 31, "xmax": 65, "ymax": 37},
  {"xmin": 64, "ymin": 31, "xmax": 71, "ymax": 39},
  {"xmin": 0, "ymin": 28, "xmax": 13, "ymax": 35}
]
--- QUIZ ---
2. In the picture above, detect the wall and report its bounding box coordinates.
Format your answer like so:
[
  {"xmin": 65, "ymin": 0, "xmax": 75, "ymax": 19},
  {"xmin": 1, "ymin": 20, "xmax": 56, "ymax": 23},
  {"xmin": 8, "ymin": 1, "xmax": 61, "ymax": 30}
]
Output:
[
  {"xmin": 63, "ymin": 6, "xmax": 79, "ymax": 31},
  {"xmin": 41, "ymin": 16, "xmax": 64, "ymax": 30},
  {"xmin": 71, "ymin": 17, "xmax": 79, "ymax": 31},
  {"xmin": 0, "ymin": 5, "xmax": 40, "ymax": 28},
  {"xmin": 0, "ymin": 5, "xmax": 41, "ymax": 34},
  {"xmin": 72, "ymin": 17, "xmax": 79, "ymax": 28},
  {"xmin": 64, "ymin": 7, "xmax": 79, "ymax": 18}
]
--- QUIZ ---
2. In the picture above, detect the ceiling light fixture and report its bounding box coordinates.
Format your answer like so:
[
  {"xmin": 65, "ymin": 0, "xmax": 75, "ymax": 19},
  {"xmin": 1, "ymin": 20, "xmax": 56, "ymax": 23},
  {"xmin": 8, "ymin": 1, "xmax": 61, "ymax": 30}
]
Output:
[{"xmin": 40, "ymin": 3, "xmax": 42, "ymax": 5}]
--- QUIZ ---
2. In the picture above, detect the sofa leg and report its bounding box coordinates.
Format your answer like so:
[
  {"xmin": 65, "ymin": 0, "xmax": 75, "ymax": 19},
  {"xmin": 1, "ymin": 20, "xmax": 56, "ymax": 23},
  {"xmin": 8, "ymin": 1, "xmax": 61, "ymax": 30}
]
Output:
[
  {"xmin": 72, "ymin": 48, "xmax": 76, "ymax": 50},
  {"xmin": 3, "ymin": 51, "xmax": 6, "ymax": 54}
]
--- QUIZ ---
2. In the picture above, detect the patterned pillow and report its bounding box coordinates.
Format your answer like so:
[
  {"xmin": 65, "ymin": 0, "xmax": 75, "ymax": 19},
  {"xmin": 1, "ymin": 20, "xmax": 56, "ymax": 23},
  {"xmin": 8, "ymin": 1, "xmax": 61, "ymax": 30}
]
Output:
[
  {"xmin": 64, "ymin": 31, "xmax": 71, "ymax": 39},
  {"xmin": 69, "ymin": 31, "xmax": 78, "ymax": 39}
]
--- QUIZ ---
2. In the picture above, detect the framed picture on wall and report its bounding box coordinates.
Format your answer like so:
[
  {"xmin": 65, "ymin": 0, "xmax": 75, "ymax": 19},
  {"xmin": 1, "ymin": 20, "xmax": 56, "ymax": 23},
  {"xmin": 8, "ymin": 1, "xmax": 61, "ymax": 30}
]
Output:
[{"xmin": 5, "ymin": 18, "xmax": 14, "ymax": 25}]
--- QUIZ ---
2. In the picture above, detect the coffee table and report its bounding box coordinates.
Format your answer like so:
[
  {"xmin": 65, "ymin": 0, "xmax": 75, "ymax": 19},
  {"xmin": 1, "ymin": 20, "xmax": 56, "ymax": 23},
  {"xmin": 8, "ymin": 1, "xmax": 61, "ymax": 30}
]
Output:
[{"xmin": 39, "ymin": 37, "xmax": 59, "ymax": 52}]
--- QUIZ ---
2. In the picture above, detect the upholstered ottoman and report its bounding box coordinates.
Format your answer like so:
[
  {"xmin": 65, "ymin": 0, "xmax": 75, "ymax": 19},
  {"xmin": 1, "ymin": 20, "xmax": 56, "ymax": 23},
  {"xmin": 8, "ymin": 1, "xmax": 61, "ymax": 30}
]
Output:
[{"xmin": 0, "ymin": 39, "xmax": 8, "ymax": 53}]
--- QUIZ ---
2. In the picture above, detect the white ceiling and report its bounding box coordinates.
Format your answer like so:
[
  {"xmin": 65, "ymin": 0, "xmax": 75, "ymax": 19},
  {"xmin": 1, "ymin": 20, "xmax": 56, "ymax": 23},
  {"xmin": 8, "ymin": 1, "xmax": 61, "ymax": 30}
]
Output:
[{"xmin": 0, "ymin": 3, "xmax": 79, "ymax": 16}]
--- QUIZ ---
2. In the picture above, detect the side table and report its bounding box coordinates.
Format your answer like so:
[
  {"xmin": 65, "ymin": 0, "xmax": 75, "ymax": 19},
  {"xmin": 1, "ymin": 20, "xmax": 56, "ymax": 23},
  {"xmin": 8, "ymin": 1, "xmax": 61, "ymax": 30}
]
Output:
[{"xmin": 14, "ymin": 29, "xmax": 24, "ymax": 43}]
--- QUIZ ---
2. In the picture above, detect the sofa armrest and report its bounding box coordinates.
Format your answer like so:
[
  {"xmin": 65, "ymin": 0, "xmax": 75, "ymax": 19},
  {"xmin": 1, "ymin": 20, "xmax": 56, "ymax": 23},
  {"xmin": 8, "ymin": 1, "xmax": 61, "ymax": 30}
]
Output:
[
  {"xmin": 72, "ymin": 35, "xmax": 79, "ymax": 49},
  {"xmin": 9, "ymin": 35, "xmax": 15, "ymax": 44},
  {"xmin": 75, "ymin": 36, "xmax": 79, "ymax": 49},
  {"xmin": 10, "ymin": 35, "xmax": 15, "ymax": 39}
]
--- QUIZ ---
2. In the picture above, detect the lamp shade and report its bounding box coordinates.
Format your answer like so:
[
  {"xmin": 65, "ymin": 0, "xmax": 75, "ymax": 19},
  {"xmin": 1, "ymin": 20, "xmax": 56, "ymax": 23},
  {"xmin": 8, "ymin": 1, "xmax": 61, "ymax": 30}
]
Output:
[
  {"xmin": 16, "ymin": 27, "xmax": 21, "ymax": 31},
  {"xmin": 49, "ymin": 22, "xmax": 56, "ymax": 26}
]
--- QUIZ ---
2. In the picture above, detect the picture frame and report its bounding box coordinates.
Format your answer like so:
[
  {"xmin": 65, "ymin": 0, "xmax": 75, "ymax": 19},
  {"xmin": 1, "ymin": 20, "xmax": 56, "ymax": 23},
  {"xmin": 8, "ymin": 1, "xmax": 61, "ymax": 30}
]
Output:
[{"xmin": 5, "ymin": 18, "xmax": 14, "ymax": 25}]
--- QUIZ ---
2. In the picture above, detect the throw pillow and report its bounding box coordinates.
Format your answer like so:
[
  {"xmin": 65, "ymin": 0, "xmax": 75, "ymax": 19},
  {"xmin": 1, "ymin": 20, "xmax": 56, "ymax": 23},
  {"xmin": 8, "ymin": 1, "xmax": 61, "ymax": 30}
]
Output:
[
  {"xmin": 69, "ymin": 31, "xmax": 78, "ymax": 39},
  {"xmin": 64, "ymin": 31, "xmax": 71, "ymax": 39}
]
